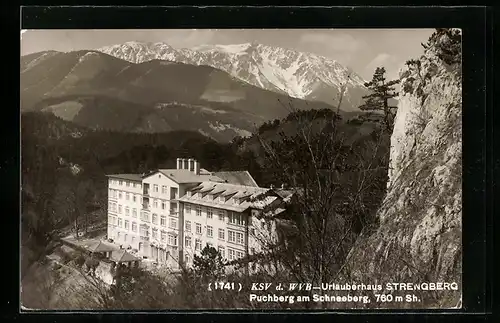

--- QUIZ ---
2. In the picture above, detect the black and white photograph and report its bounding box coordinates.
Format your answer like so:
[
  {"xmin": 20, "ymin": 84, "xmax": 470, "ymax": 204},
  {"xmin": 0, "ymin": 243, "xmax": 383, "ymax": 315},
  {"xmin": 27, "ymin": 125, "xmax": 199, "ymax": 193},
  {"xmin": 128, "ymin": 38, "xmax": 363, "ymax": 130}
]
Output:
[{"xmin": 20, "ymin": 28, "xmax": 462, "ymax": 310}]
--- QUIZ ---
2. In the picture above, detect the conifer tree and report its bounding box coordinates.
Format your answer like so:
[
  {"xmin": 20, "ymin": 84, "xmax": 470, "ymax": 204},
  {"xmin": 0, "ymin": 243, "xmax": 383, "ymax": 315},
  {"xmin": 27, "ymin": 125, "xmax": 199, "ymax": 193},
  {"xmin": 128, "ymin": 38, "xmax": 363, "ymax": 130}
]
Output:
[
  {"xmin": 193, "ymin": 245, "xmax": 225, "ymax": 280},
  {"xmin": 359, "ymin": 67, "xmax": 399, "ymax": 131}
]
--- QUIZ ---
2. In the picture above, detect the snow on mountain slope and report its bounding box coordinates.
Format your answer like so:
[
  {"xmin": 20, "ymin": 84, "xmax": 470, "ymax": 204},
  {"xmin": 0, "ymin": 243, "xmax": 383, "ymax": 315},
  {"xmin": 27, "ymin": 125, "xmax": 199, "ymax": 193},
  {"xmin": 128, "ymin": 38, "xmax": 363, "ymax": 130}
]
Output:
[
  {"xmin": 98, "ymin": 41, "xmax": 369, "ymax": 111},
  {"xmin": 99, "ymin": 41, "xmax": 189, "ymax": 64}
]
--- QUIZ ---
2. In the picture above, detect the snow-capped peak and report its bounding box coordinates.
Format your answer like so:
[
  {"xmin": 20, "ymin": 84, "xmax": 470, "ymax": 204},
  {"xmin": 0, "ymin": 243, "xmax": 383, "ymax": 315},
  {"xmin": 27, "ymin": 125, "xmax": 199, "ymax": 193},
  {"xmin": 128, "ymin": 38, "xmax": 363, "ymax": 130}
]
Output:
[{"xmin": 97, "ymin": 40, "xmax": 369, "ymax": 110}]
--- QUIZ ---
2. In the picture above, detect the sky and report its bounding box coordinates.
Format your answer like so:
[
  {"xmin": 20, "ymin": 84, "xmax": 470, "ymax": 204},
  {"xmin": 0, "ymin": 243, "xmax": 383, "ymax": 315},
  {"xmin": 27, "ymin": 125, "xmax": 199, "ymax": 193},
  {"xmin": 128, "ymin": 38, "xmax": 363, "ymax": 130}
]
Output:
[{"xmin": 20, "ymin": 29, "xmax": 434, "ymax": 80}]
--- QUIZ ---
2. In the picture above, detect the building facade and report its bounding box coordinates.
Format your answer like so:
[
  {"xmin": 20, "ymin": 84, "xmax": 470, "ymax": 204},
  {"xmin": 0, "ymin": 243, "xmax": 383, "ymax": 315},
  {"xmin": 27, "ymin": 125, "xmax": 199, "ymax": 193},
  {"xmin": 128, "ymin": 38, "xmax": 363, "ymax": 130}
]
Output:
[{"xmin": 106, "ymin": 158, "xmax": 285, "ymax": 271}]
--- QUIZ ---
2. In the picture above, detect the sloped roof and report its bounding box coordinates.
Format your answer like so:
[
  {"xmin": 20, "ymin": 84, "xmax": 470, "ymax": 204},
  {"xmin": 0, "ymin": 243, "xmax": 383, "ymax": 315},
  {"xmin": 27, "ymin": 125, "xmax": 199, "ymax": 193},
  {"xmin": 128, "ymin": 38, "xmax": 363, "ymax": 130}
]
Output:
[
  {"xmin": 106, "ymin": 174, "xmax": 142, "ymax": 182},
  {"xmin": 110, "ymin": 249, "xmax": 140, "ymax": 263},
  {"xmin": 151, "ymin": 169, "xmax": 225, "ymax": 184},
  {"xmin": 212, "ymin": 171, "xmax": 259, "ymax": 187},
  {"xmin": 87, "ymin": 241, "xmax": 117, "ymax": 253},
  {"xmin": 179, "ymin": 181, "xmax": 276, "ymax": 212}
]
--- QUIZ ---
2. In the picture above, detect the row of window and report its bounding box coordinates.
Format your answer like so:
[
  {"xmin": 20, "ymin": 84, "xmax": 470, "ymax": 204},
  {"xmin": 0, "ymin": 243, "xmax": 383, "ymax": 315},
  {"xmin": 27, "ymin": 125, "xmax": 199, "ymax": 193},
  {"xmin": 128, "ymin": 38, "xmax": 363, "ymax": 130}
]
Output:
[
  {"xmin": 109, "ymin": 202, "xmax": 178, "ymax": 218},
  {"xmin": 110, "ymin": 179, "xmax": 141, "ymax": 188},
  {"xmin": 186, "ymin": 190, "xmax": 248, "ymax": 205},
  {"xmin": 183, "ymin": 221, "xmax": 244, "ymax": 245},
  {"xmin": 109, "ymin": 216, "xmax": 177, "ymax": 233},
  {"xmin": 143, "ymin": 184, "xmax": 178, "ymax": 198},
  {"xmin": 109, "ymin": 192, "xmax": 178, "ymax": 210},
  {"xmin": 184, "ymin": 204, "xmax": 247, "ymax": 226},
  {"xmin": 184, "ymin": 239, "xmax": 244, "ymax": 261},
  {"xmin": 109, "ymin": 189, "xmax": 141, "ymax": 202}
]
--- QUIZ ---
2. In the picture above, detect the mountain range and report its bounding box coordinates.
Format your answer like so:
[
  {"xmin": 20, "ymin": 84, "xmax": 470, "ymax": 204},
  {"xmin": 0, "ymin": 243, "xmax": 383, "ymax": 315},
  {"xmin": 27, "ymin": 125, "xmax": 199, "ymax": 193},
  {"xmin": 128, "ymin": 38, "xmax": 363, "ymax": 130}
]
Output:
[
  {"xmin": 98, "ymin": 41, "xmax": 369, "ymax": 109},
  {"xmin": 21, "ymin": 41, "xmax": 375, "ymax": 142}
]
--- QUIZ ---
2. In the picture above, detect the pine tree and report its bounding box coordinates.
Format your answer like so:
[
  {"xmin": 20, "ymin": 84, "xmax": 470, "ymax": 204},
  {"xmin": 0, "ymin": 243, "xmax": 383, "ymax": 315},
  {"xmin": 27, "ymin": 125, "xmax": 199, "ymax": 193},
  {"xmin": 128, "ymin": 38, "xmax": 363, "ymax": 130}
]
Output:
[
  {"xmin": 192, "ymin": 245, "xmax": 225, "ymax": 280},
  {"xmin": 359, "ymin": 67, "xmax": 400, "ymax": 131}
]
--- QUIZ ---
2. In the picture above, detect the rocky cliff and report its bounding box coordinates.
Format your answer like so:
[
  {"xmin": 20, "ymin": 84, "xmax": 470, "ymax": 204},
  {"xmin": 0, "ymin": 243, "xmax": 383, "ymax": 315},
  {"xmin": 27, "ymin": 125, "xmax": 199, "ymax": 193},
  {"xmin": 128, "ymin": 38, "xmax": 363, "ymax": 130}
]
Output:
[{"xmin": 346, "ymin": 29, "xmax": 462, "ymax": 309}]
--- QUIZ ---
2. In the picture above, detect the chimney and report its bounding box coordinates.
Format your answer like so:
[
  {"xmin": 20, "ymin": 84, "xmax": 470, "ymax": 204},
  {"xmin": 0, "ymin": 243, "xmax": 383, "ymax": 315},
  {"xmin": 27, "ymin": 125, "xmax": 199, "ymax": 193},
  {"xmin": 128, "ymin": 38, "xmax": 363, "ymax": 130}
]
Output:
[
  {"xmin": 194, "ymin": 160, "xmax": 200, "ymax": 175},
  {"xmin": 281, "ymin": 183, "xmax": 285, "ymax": 189},
  {"xmin": 188, "ymin": 158, "xmax": 195, "ymax": 172},
  {"xmin": 183, "ymin": 159, "xmax": 189, "ymax": 170},
  {"xmin": 270, "ymin": 184, "xmax": 274, "ymax": 189},
  {"xmin": 176, "ymin": 158, "xmax": 182, "ymax": 170}
]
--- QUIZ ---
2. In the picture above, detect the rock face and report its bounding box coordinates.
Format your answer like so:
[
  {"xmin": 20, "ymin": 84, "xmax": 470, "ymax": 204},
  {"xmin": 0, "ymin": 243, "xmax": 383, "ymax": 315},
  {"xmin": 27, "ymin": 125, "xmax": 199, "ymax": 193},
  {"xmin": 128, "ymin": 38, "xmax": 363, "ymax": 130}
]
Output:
[{"xmin": 347, "ymin": 30, "xmax": 462, "ymax": 309}]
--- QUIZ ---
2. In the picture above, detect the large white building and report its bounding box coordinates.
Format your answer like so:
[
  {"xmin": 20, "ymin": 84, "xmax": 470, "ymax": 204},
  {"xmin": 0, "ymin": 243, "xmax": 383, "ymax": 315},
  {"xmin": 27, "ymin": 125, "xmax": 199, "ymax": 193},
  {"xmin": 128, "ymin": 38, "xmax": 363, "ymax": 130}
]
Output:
[{"xmin": 106, "ymin": 158, "xmax": 287, "ymax": 271}]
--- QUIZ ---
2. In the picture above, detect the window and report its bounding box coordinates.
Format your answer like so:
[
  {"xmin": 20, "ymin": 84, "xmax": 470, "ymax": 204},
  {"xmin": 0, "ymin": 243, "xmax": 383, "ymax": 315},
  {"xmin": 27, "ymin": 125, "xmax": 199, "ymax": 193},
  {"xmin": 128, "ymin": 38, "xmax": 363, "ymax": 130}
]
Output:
[
  {"xmin": 250, "ymin": 247, "xmax": 255, "ymax": 254},
  {"xmin": 133, "ymin": 195, "xmax": 137, "ymax": 202},
  {"xmin": 170, "ymin": 202, "xmax": 178, "ymax": 213},
  {"xmin": 108, "ymin": 201, "xmax": 112, "ymax": 209},
  {"xmin": 185, "ymin": 255, "xmax": 190, "ymax": 263},
  {"xmin": 218, "ymin": 228, "xmax": 225, "ymax": 240},
  {"xmin": 187, "ymin": 191, "xmax": 192, "ymax": 197},
  {"xmin": 119, "ymin": 180, "xmax": 123, "ymax": 186},
  {"xmin": 207, "ymin": 208, "xmax": 213, "ymax": 219},
  {"xmin": 195, "ymin": 239, "xmax": 201, "ymax": 251},
  {"xmin": 185, "ymin": 221, "xmax": 191, "ymax": 232},
  {"xmin": 132, "ymin": 222, "xmax": 137, "ymax": 232},
  {"xmin": 170, "ymin": 187, "xmax": 178, "ymax": 199},
  {"xmin": 168, "ymin": 234, "xmax": 177, "ymax": 246},
  {"xmin": 195, "ymin": 223, "xmax": 202, "ymax": 234},
  {"xmin": 152, "ymin": 228, "xmax": 158, "ymax": 239},
  {"xmin": 228, "ymin": 231, "xmax": 244, "ymax": 245},
  {"xmin": 160, "ymin": 215, "xmax": 166, "ymax": 226},
  {"xmin": 118, "ymin": 204, "xmax": 122, "ymax": 214},
  {"xmin": 218, "ymin": 210, "xmax": 225, "ymax": 221},
  {"xmin": 139, "ymin": 225, "xmax": 149, "ymax": 237},
  {"xmin": 153, "ymin": 200, "xmax": 158, "ymax": 208},
  {"xmin": 141, "ymin": 211, "xmax": 149, "ymax": 222},
  {"xmin": 236, "ymin": 232, "xmax": 244, "ymax": 245},
  {"xmin": 161, "ymin": 231, "xmax": 166, "ymax": 242},
  {"xmin": 154, "ymin": 184, "xmax": 159, "ymax": 192},
  {"xmin": 229, "ymin": 212, "xmax": 245, "ymax": 226},
  {"xmin": 196, "ymin": 206, "xmax": 202, "ymax": 217},
  {"xmin": 118, "ymin": 218, "xmax": 123, "ymax": 228},
  {"xmin": 131, "ymin": 236, "xmax": 135, "ymax": 244},
  {"xmin": 152, "ymin": 213, "xmax": 158, "ymax": 225},
  {"xmin": 124, "ymin": 220, "xmax": 129, "ymax": 230},
  {"xmin": 126, "ymin": 181, "xmax": 130, "ymax": 187},
  {"xmin": 219, "ymin": 196, "xmax": 225, "ymax": 203},
  {"xmin": 162, "ymin": 185, "xmax": 167, "ymax": 194},
  {"xmin": 162, "ymin": 202, "xmax": 166, "ymax": 210},
  {"xmin": 125, "ymin": 207, "xmax": 129, "ymax": 216},
  {"xmin": 169, "ymin": 218, "xmax": 178, "ymax": 229},
  {"xmin": 207, "ymin": 225, "xmax": 213, "ymax": 238},
  {"xmin": 185, "ymin": 204, "xmax": 191, "ymax": 214},
  {"xmin": 228, "ymin": 249, "xmax": 235, "ymax": 261},
  {"xmin": 236, "ymin": 251, "xmax": 244, "ymax": 259},
  {"xmin": 218, "ymin": 246, "xmax": 225, "ymax": 258},
  {"xmin": 126, "ymin": 193, "xmax": 130, "ymax": 200},
  {"xmin": 132, "ymin": 208, "xmax": 137, "ymax": 217},
  {"xmin": 185, "ymin": 236, "xmax": 191, "ymax": 248}
]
